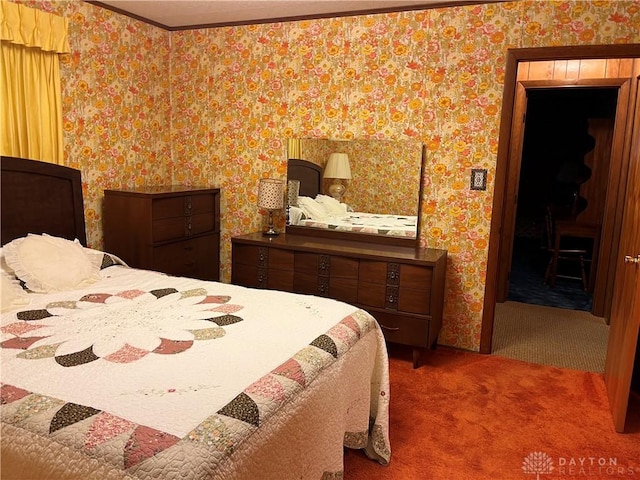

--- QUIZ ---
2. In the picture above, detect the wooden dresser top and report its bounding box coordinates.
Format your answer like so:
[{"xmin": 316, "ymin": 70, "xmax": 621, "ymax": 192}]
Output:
[{"xmin": 232, "ymin": 232, "xmax": 447, "ymax": 265}]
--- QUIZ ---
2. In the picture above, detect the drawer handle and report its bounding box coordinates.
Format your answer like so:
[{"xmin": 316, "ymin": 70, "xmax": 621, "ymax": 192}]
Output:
[
  {"xmin": 380, "ymin": 324, "xmax": 400, "ymax": 332},
  {"xmin": 388, "ymin": 296, "xmax": 396, "ymax": 303},
  {"xmin": 259, "ymin": 253, "xmax": 266, "ymax": 261}
]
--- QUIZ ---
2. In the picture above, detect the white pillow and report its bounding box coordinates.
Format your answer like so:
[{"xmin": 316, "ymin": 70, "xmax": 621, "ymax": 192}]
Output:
[
  {"xmin": 1, "ymin": 272, "xmax": 29, "ymax": 312},
  {"xmin": 315, "ymin": 194, "xmax": 347, "ymax": 217},
  {"xmin": 3, "ymin": 234, "xmax": 101, "ymax": 293},
  {"xmin": 288, "ymin": 206, "xmax": 306, "ymax": 225},
  {"xmin": 297, "ymin": 196, "xmax": 329, "ymax": 220}
]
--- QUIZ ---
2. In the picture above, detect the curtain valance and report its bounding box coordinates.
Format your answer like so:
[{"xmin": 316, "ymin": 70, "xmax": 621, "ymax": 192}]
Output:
[{"xmin": 0, "ymin": 0, "xmax": 70, "ymax": 53}]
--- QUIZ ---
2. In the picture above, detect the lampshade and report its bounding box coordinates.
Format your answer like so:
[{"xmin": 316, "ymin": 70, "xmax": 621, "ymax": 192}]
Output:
[
  {"xmin": 287, "ymin": 179, "xmax": 300, "ymax": 206},
  {"xmin": 323, "ymin": 153, "xmax": 351, "ymax": 180},
  {"xmin": 258, "ymin": 178, "xmax": 284, "ymax": 210}
]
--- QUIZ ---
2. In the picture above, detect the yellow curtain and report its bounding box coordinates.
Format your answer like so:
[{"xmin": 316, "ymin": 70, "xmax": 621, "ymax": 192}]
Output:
[
  {"xmin": 0, "ymin": 0, "xmax": 70, "ymax": 164},
  {"xmin": 287, "ymin": 138, "xmax": 301, "ymax": 159}
]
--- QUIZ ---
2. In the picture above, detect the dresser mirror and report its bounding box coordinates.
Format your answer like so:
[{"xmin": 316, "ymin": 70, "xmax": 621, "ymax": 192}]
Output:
[{"xmin": 286, "ymin": 138, "xmax": 424, "ymax": 246}]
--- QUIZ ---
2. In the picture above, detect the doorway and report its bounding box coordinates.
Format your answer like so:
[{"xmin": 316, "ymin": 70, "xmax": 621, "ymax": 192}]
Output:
[
  {"xmin": 493, "ymin": 85, "xmax": 616, "ymax": 371},
  {"xmin": 507, "ymin": 87, "xmax": 619, "ymax": 314}
]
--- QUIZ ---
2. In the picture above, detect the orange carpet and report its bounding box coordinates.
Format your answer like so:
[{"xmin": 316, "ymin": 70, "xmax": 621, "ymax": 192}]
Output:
[{"xmin": 345, "ymin": 346, "xmax": 640, "ymax": 480}]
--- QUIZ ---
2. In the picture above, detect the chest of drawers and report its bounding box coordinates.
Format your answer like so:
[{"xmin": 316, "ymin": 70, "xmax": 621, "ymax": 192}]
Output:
[
  {"xmin": 103, "ymin": 186, "xmax": 220, "ymax": 281},
  {"xmin": 231, "ymin": 232, "xmax": 447, "ymax": 367}
]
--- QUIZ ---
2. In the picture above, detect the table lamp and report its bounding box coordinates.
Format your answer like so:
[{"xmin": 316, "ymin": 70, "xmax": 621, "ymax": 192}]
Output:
[
  {"xmin": 324, "ymin": 152, "xmax": 351, "ymax": 201},
  {"xmin": 258, "ymin": 178, "xmax": 284, "ymax": 236}
]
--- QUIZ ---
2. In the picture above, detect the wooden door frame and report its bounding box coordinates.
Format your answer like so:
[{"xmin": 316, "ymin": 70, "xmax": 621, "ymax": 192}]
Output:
[{"xmin": 481, "ymin": 44, "xmax": 640, "ymax": 354}]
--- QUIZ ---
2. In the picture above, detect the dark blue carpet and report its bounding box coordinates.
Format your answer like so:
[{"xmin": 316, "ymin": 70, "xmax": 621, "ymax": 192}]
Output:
[{"xmin": 507, "ymin": 237, "xmax": 593, "ymax": 312}]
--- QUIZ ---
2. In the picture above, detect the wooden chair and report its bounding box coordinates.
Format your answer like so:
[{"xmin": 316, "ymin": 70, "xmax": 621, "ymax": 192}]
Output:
[{"xmin": 543, "ymin": 204, "xmax": 589, "ymax": 290}]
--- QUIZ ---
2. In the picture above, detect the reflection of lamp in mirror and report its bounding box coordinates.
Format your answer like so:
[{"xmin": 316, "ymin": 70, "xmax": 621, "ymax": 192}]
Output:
[
  {"xmin": 324, "ymin": 153, "xmax": 351, "ymax": 201},
  {"xmin": 258, "ymin": 178, "xmax": 284, "ymax": 236},
  {"xmin": 286, "ymin": 179, "xmax": 300, "ymax": 225}
]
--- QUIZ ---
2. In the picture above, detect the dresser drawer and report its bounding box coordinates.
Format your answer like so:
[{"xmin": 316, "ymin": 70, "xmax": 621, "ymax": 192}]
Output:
[
  {"xmin": 233, "ymin": 244, "xmax": 261, "ymax": 267},
  {"xmin": 352, "ymin": 259, "xmax": 391, "ymax": 307},
  {"xmin": 295, "ymin": 252, "xmax": 331, "ymax": 277},
  {"xmin": 268, "ymin": 248, "xmax": 294, "ymax": 271},
  {"xmin": 398, "ymin": 287, "xmax": 431, "ymax": 314},
  {"xmin": 233, "ymin": 244, "xmax": 294, "ymax": 269},
  {"xmin": 152, "ymin": 234, "xmax": 219, "ymax": 281},
  {"xmin": 295, "ymin": 253, "xmax": 357, "ymax": 278},
  {"xmin": 330, "ymin": 256, "xmax": 359, "ymax": 279},
  {"xmin": 267, "ymin": 268, "xmax": 294, "ymax": 291},
  {"xmin": 232, "ymin": 263, "xmax": 261, "ymax": 287},
  {"xmin": 359, "ymin": 260, "xmax": 388, "ymax": 284},
  {"xmin": 357, "ymin": 282, "xmax": 387, "ymax": 308},
  {"xmin": 399, "ymin": 264, "xmax": 432, "ymax": 290},
  {"xmin": 293, "ymin": 253, "xmax": 357, "ymax": 299},
  {"xmin": 153, "ymin": 213, "xmax": 215, "ymax": 242},
  {"xmin": 232, "ymin": 245, "xmax": 294, "ymax": 291},
  {"xmin": 371, "ymin": 310, "xmax": 430, "ymax": 348},
  {"xmin": 329, "ymin": 277, "xmax": 358, "ymax": 304},
  {"xmin": 152, "ymin": 193, "xmax": 216, "ymax": 219},
  {"xmin": 294, "ymin": 271, "xmax": 326, "ymax": 296},
  {"xmin": 396, "ymin": 265, "xmax": 432, "ymax": 314}
]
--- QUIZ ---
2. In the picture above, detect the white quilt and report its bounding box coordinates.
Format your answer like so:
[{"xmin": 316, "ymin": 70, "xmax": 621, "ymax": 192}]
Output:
[
  {"xmin": 1, "ymin": 263, "xmax": 390, "ymax": 479},
  {"xmin": 298, "ymin": 212, "xmax": 417, "ymax": 237}
]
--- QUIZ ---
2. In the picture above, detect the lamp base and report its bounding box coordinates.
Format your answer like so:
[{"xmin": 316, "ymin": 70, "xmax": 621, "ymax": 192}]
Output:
[
  {"xmin": 328, "ymin": 181, "xmax": 345, "ymax": 201},
  {"xmin": 262, "ymin": 210, "xmax": 280, "ymax": 236}
]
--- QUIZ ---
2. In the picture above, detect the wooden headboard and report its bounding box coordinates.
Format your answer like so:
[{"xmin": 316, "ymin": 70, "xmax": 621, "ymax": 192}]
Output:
[
  {"xmin": 1, "ymin": 156, "xmax": 87, "ymax": 246},
  {"xmin": 287, "ymin": 158, "xmax": 322, "ymax": 198}
]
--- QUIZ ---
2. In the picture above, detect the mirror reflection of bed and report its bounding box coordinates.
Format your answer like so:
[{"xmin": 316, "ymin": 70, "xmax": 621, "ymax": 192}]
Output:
[{"xmin": 286, "ymin": 138, "xmax": 424, "ymax": 242}]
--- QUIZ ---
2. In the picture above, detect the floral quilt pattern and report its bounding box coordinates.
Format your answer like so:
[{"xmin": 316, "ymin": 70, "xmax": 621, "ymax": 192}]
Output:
[
  {"xmin": 1, "ymin": 287, "xmax": 243, "ymax": 366},
  {"xmin": 1, "ymin": 308, "xmax": 389, "ymax": 476}
]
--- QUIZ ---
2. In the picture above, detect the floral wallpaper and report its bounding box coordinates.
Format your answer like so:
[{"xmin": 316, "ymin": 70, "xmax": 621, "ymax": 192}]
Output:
[{"xmin": 9, "ymin": 0, "xmax": 640, "ymax": 351}]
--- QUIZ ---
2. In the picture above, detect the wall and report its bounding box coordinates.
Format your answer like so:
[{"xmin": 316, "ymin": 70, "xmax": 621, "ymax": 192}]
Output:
[{"xmin": 11, "ymin": 0, "xmax": 640, "ymax": 351}]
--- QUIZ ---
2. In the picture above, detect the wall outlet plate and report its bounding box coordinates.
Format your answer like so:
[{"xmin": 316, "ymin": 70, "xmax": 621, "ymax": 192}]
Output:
[{"xmin": 470, "ymin": 169, "xmax": 487, "ymax": 191}]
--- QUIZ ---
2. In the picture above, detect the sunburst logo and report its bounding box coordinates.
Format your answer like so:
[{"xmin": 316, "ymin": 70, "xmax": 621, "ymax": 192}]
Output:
[{"xmin": 523, "ymin": 451, "xmax": 554, "ymax": 479}]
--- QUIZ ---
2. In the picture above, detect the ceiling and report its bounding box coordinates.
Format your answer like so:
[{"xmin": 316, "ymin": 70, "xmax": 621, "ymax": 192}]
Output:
[{"xmin": 90, "ymin": 0, "xmax": 487, "ymax": 30}]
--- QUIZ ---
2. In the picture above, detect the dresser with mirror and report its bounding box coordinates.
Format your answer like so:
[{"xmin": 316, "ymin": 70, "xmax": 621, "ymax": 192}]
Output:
[{"xmin": 232, "ymin": 138, "xmax": 447, "ymax": 367}]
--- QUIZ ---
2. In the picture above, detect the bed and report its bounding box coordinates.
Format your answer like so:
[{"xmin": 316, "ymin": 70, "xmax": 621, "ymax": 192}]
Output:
[
  {"xmin": 287, "ymin": 158, "xmax": 417, "ymax": 238},
  {"xmin": 0, "ymin": 156, "xmax": 391, "ymax": 480}
]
